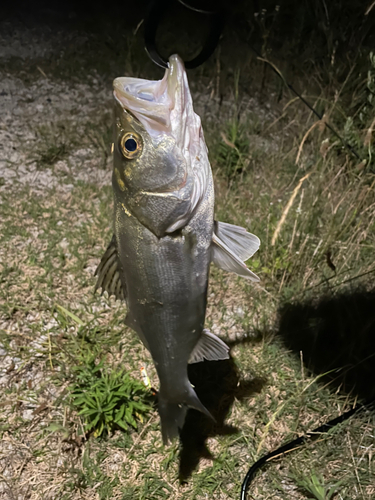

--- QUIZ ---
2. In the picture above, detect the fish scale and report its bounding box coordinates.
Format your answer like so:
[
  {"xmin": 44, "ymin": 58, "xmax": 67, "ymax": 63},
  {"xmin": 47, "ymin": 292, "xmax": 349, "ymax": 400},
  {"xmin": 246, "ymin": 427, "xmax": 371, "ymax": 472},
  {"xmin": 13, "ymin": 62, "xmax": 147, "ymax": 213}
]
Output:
[{"xmin": 95, "ymin": 54, "xmax": 261, "ymax": 443}]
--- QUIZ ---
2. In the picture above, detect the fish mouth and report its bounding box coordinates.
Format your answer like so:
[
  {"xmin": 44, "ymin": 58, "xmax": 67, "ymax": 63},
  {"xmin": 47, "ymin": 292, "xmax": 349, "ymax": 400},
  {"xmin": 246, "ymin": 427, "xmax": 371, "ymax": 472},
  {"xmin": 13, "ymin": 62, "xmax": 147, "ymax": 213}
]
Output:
[{"xmin": 113, "ymin": 55, "xmax": 196, "ymax": 145}]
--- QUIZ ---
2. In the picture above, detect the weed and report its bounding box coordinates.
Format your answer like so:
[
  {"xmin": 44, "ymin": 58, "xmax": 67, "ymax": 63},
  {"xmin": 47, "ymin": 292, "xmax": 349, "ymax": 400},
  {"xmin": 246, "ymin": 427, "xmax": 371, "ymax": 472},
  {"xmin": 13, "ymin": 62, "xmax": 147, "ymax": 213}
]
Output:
[
  {"xmin": 30, "ymin": 121, "xmax": 81, "ymax": 169},
  {"xmin": 290, "ymin": 470, "xmax": 345, "ymax": 500},
  {"xmin": 37, "ymin": 141, "xmax": 70, "ymax": 166},
  {"xmin": 330, "ymin": 52, "xmax": 375, "ymax": 166},
  {"xmin": 217, "ymin": 119, "xmax": 251, "ymax": 180},
  {"xmin": 63, "ymin": 446, "xmax": 120, "ymax": 499},
  {"xmin": 85, "ymin": 115, "xmax": 113, "ymax": 169},
  {"xmin": 68, "ymin": 353, "xmax": 152, "ymax": 437}
]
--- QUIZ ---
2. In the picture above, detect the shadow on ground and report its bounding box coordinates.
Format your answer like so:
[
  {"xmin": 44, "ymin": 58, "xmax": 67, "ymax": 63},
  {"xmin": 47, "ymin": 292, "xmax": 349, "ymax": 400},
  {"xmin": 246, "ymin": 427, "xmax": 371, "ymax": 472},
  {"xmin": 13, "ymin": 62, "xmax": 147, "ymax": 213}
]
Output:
[
  {"xmin": 179, "ymin": 356, "xmax": 265, "ymax": 482},
  {"xmin": 277, "ymin": 288, "xmax": 375, "ymax": 402}
]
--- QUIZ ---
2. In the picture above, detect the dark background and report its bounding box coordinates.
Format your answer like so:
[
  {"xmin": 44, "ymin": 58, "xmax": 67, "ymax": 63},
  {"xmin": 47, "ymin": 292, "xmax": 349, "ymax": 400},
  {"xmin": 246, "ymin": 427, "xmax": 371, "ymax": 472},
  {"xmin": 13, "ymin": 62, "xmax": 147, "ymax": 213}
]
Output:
[{"xmin": 2, "ymin": 0, "xmax": 374, "ymax": 78}]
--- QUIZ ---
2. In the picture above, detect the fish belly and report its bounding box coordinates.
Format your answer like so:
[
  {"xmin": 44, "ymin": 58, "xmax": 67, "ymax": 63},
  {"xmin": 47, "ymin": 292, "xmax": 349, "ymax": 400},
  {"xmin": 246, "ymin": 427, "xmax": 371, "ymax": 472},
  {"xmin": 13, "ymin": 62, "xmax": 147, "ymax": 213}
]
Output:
[
  {"xmin": 115, "ymin": 209, "xmax": 211, "ymax": 378},
  {"xmin": 114, "ymin": 181, "xmax": 214, "ymax": 442}
]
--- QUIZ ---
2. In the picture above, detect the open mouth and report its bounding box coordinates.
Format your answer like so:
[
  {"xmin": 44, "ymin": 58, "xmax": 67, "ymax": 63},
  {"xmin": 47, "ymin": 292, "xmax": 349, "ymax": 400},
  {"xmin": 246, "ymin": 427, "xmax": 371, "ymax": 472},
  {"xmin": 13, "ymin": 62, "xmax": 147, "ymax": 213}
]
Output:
[{"xmin": 113, "ymin": 54, "xmax": 184, "ymax": 138}]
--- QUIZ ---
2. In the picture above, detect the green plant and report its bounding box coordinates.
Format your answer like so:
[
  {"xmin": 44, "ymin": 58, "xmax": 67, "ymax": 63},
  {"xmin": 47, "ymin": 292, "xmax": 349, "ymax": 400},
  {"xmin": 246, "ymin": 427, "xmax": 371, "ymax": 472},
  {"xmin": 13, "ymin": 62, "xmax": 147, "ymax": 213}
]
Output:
[
  {"xmin": 30, "ymin": 121, "xmax": 80, "ymax": 168},
  {"xmin": 217, "ymin": 119, "xmax": 250, "ymax": 180},
  {"xmin": 85, "ymin": 115, "xmax": 113, "ymax": 169},
  {"xmin": 340, "ymin": 52, "xmax": 375, "ymax": 164},
  {"xmin": 69, "ymin": 355, "xmax": 152, "ymax": 437},
  {"xmin": 291, "ymin": 471, "xmax": 345, "ymax": 500}
]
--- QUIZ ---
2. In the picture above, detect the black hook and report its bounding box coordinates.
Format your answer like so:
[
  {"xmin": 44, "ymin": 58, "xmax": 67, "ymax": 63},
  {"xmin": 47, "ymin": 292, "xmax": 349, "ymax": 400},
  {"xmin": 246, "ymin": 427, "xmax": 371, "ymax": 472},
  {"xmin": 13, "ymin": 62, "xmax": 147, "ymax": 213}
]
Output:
[{"xmin": 144, "ymin": 0, "xmax": 224, "ymax": 69}]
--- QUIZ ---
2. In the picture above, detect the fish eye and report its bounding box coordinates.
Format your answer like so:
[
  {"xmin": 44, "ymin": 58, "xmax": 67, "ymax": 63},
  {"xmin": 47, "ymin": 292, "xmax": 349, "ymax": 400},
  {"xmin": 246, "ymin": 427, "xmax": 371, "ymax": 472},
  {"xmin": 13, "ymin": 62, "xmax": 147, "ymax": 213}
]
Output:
[{"xmin": 120, "ymin": 132, "xmax": 142, "ymax": 159}]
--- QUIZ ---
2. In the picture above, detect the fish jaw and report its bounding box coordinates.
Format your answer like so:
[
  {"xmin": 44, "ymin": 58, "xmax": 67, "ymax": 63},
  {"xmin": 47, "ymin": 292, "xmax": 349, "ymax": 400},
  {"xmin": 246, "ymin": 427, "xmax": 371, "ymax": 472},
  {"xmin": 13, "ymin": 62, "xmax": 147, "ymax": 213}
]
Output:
[
  {"xmin": 113, "ymin": 72, "xmax": 171, "ymax": 139},
  {"xmin": 113, "ymin": 54, "xmax": 193, "ymax": 142}
]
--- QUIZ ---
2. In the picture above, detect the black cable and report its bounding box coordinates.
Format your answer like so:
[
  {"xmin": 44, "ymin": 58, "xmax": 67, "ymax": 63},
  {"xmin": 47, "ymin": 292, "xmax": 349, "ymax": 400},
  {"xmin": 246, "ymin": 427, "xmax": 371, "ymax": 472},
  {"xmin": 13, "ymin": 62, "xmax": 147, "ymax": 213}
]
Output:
[{"xmin": 240, "ymin": 399, "xmax": 374, "ymax": 500}]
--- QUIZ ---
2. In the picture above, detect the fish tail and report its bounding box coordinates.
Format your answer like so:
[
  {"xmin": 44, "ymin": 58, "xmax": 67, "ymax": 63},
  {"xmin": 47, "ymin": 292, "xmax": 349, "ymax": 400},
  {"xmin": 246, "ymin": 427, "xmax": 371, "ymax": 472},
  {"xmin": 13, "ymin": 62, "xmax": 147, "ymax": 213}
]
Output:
[
  {"xmin": 158, "ymin": 383, "xmax": 214, "ymax": 444},
  {"xmin": 158, "ymin": 397, "xmax": 187, "ymax": 444}
]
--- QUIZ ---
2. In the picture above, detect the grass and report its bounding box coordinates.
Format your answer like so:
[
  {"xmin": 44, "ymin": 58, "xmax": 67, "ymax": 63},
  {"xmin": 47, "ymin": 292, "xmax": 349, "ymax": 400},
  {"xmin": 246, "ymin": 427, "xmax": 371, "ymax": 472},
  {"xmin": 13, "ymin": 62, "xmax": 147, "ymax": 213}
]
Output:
[
  {"xmin": 0, "ymin": 10, "xmax": 375, "ymax": 500},
  {"xmin": 289, "ymin": 470, "xmax": 346, "ymax": 500},
  {"xmin": 66, "ymin": 350, "xmax": 153, "ymax": 437}
]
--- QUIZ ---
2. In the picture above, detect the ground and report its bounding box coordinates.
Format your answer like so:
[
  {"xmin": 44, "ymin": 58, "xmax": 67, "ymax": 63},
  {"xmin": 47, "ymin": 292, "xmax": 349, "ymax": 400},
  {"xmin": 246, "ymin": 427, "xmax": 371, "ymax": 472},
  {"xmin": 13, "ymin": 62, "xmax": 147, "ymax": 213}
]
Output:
[{"xmin": 0, "ymin": 8, "xmax": 374, "ymax": 500}]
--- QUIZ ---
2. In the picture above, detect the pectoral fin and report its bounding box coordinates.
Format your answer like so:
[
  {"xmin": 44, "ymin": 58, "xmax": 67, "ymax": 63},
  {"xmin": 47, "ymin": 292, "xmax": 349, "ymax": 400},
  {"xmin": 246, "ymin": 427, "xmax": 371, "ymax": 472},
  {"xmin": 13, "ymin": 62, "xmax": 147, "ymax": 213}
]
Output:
[
  {"xmin": 214, "ymin": 221, "xmax": 260, "ymax": 261},
  {"xmin": 212, "ymin": 232, "xmax": 260, "ymax": 282},
  {"xmin": 188, "ymin": 329, "xmax": 230, "ymax": 364},
  {"xmin": 94, "ymin": 236, "xmax": 126, "ymax": 300}
]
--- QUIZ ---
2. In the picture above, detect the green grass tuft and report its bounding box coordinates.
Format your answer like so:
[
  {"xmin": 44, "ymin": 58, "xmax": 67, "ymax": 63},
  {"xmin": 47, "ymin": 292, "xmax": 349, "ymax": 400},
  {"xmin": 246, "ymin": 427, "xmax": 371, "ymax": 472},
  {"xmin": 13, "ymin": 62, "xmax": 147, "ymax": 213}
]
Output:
[{"xmin": 68, "ymin": 354, "xmax": 152, "ymax": 437}]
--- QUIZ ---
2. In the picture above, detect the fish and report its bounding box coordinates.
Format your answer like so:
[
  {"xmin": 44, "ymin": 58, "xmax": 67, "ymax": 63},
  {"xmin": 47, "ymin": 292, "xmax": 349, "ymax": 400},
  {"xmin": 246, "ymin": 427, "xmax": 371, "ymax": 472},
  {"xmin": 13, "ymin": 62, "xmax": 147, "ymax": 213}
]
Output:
[{"xmin": 95, "ymin": 54, "xmax": 260, "ymax": 444}]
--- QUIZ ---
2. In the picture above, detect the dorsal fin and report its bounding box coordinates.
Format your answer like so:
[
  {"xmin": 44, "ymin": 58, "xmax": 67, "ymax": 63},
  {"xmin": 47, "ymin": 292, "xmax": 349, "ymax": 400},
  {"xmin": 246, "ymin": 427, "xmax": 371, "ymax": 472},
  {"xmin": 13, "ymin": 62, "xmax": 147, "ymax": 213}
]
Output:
[{"xmin": 94, "ymin": 236, "xmax": 126, "ymax": 301}]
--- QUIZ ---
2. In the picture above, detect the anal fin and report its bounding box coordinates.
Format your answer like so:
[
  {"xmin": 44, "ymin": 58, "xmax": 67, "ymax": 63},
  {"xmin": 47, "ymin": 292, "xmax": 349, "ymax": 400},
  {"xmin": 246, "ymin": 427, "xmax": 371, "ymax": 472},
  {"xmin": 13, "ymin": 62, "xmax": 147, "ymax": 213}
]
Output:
[
  {"xmin": 188, "ymin": 329, "xmax": 230, "ymax": 364},
  {"xmin": 94, "ymin": 235, "xmax": 126, "ymax": 301}
]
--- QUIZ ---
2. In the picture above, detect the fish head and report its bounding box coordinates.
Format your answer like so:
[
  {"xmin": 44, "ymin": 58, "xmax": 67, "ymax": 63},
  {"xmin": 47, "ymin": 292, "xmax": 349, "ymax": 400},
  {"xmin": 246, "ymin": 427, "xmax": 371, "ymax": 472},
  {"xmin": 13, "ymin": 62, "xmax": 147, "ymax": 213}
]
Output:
[
  {"xmin": 112, "ymin": 55, "xmax": 212, "ymax": 235},
  {"xmin": 112, "ymin": 98, "xmax": 186, "ymax": 196}
]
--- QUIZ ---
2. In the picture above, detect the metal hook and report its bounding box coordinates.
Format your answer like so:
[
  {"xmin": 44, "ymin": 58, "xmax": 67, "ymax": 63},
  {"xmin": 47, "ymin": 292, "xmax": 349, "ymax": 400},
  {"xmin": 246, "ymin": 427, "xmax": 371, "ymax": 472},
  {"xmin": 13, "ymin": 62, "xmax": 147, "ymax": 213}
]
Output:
[{"xmin": 144, "ymin": 0, "xmax": 224, "ymax": 69}]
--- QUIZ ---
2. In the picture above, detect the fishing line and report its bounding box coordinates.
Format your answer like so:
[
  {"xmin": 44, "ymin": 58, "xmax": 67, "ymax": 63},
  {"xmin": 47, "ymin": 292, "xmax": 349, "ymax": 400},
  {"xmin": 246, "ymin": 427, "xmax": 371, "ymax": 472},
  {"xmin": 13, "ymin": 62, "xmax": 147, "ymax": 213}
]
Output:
[{"xmin": 240, "ymin": 398, "xmax": 375, "ymax": 500}]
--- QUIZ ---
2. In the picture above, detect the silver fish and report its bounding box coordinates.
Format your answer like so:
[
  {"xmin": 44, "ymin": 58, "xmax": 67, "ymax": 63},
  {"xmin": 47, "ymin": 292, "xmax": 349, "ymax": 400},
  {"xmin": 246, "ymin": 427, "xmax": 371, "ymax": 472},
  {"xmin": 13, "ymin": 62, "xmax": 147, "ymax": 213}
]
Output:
[{"xmin": 95, "ymin": 55, "xmax": 260, "ymax": 443}]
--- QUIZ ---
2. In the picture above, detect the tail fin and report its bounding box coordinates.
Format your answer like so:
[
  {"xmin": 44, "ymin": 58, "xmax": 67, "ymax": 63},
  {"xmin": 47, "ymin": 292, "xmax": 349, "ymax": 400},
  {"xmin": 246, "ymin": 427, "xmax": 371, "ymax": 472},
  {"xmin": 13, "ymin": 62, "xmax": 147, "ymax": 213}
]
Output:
[
  {"xmin": 158, "ymin": 398, "xmax": 187, "ymax": 444},
  {"xmin": 158, "ymin": 384, "xmax": 214, "ymax": 444}
]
